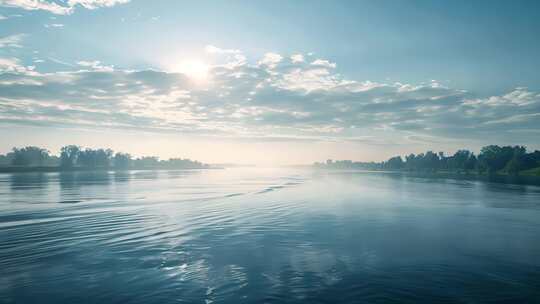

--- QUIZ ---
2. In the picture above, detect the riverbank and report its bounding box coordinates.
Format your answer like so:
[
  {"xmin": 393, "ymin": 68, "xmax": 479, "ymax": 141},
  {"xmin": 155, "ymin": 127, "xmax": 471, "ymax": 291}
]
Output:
[
  {"xmin": 318, "ymin": 168, "xmax": 540, "ymax": 187},
  {"xmin": 0, "ymin": 166, "xmax": 223, "ymax": 173},
  {"xmin": 402, "ymin": 171, "xmax": 540, "ymax": 187}
]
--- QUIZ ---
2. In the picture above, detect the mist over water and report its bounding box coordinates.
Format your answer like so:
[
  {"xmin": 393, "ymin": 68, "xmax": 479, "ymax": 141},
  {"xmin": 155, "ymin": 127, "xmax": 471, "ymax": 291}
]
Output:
[{"xmin": 1, "ymin": 168, "xmax": 540, "ymax": 303}]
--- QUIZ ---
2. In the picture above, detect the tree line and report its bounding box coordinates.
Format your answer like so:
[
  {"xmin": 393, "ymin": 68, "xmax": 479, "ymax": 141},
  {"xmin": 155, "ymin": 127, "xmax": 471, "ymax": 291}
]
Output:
[
  {"xmin": 314, "ymin": 145, "xmax": 540, "ymax": 176},
  {"xmin": 0, "ymin": 145, "xmax": 209, "ymax": 170}
]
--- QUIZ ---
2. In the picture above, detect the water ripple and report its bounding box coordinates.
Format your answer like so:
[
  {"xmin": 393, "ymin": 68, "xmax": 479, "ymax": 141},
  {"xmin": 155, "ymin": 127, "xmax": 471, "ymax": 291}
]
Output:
[{"xmin": 1, "ymin": 168, "xmax": 540, "ymax": 303}]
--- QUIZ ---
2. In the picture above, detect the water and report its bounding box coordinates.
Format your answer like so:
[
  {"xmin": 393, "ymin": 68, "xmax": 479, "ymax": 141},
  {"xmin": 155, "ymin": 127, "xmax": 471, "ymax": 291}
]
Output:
[{"xmin": 1, "ymin": 168, "xmax": 540, "ymax": 303}]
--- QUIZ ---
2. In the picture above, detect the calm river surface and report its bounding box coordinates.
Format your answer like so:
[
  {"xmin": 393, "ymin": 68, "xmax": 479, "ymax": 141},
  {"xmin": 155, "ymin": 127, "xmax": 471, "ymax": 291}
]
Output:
[{"xmin": 1, "ymin": 168, "xmax": 540, "ymax": 303}]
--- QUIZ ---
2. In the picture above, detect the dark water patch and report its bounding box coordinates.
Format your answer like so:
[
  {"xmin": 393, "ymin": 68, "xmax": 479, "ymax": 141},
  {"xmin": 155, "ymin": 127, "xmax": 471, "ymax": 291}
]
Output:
[
  {"xmin": 58, "ymin": 199, "xmax": 82, "ymax": 204},
  {"xmin": 256, "ymin": 185, "xmax": 285, "ymax": 194},
  {"xmin": 224, "ymin": 193, "xmax": 244, "ymax": 198}
]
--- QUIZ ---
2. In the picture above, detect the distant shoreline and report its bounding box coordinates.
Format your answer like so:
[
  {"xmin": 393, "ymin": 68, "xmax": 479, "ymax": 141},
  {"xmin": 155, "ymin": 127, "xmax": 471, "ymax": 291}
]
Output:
[
  {"xmin": 3, "ymin": 166, "xmax": 540, "ymax": 187},
  {"xmin": 0, "ymin": 166, "xmax": 223, "ymax": 173},
  {"xmin": 316, "ymin": 168, "xmax": 540, "ymax": 187}
]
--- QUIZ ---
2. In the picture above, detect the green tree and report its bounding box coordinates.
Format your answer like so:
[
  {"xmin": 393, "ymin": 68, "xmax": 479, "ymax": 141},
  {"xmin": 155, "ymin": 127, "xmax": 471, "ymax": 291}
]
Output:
[
  {"xmin": 60, "ymin": 145, "xmax": 80, "ymax": 169},
  {"xmin": 385, "ymin": 156, "xmax": 404, "ymax": 170},
  {"xmin": 78, "ymin": 148, "xmax": 113, "ymax": 168},
  {"xmin": 133, "ymin": 156, "xmax": 160, "ymax": 168},
  {"xmin": 505, "ymin": 156, "xmax": 521, "ymax": 176},
  {"xmin": 11, "ymin": 146, "xmax": 50, "ymax": 166},
  {"xmin": 113, "ymin": 153, "xmax": 132, "ymax": 169},
  {"xmin": 465, "ymin": 153, "xmax": 477, "ymax": 172}
]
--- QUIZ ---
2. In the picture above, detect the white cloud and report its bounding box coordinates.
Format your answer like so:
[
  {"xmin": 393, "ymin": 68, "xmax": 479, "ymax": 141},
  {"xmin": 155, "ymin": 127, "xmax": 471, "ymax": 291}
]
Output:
[
  {"xmin": 290, "ymin": 54, "xmax": 304, "ymax": 63},
  {"xmin": 0, "ymin": 14, "xmax": 7, "ymax": 20},
  {"xmin": 258, "ymin": 52, "xmax": 283, "ymax": 69},
  {"xmin": 0, "ymin": 57, "xmax": 35, "ymax": 74},
  {"xmin": 67, "ymin": 0, "xmax": 129, "ymax": 10},
  {"xmin": 204, "ymin": 45, "xmax": 246, "ymax": 70},
  {"xmin": 0, "ymin": 0, "xmax": 130, "ymax": 15},
  {"xmin": 484, "ymin": 113, "xmax": 540, "ymax": 125},
  {"xmin": 77, "ymin": 60, "xmax": 114, "ymax": 71},
  {"xmin": 0, "ymin": 51, "xmax": 539, "ymax": 146},
  {"xmin": 0, "ymin": 0, "xmax": 71, "ymax": 14},
  {"xmin": 464, "ymin": 87, "xmax": 540, "ymax": 107},
  {"xmin": 205, "ymin": 45, "xmax": 241, "ymax": 55},
  {"xmin": 277, "ymin": 68, "xmax": 346, "ymax": 92},
  {"xmin": 0, "ymin": 34, "xmax": 25, "ymax": 48},
  {"xmin": 0, "ymin": 57, "xmax": 21, "ymax": 70},
  {"xmin": 44, "ymin": 23, "xmax": 64, "ymax": 28},
  {"xmin": 311, "ymin": 59, "xmax": 336, "ymax": 68}
]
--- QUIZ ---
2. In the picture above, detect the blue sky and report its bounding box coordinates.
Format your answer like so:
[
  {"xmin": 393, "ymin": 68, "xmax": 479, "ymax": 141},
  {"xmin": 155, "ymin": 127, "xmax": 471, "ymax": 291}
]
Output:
[{"xmin": 1, "ymin": 0, "xmax": 539, "ymax": 164}]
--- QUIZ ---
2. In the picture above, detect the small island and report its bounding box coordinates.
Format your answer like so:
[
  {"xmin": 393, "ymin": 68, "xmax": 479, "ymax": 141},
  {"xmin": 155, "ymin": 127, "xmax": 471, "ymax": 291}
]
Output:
[
  {"xmin": 0, "ymin": 145, "xmax": 212, "ymax": 173},
  {"xmin": 314, "ymin": 145, "xmax": 540, "ymax": 185}
]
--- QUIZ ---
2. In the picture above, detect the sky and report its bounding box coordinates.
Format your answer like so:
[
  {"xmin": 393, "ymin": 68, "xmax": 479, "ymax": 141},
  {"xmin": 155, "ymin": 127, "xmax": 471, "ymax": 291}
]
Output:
[{"xmin": 0, "ymin": 0, "xmax": 539, "ymax": 165}]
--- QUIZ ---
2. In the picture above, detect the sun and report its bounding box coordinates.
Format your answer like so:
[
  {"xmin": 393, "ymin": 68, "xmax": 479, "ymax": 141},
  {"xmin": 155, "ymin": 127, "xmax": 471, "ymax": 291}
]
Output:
[{"xmin": 172, "ymin": 59, "xmax": 210, "ymax": 81}]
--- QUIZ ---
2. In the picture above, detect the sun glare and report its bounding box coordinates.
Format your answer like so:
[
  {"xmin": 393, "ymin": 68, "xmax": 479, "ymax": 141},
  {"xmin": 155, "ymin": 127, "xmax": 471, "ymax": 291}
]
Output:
[{"xmin": 172, "ymin": 59, "xmax": 210, "ymax": 81}]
